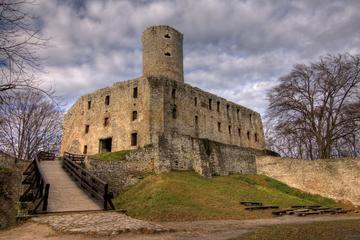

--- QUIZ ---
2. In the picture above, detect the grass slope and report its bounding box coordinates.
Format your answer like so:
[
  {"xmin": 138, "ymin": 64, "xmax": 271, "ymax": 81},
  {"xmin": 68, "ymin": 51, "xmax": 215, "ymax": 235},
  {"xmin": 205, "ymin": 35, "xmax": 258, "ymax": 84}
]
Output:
[{"xmin": 114, "ymin": 171, "xmax": 338, "ymax": 221}]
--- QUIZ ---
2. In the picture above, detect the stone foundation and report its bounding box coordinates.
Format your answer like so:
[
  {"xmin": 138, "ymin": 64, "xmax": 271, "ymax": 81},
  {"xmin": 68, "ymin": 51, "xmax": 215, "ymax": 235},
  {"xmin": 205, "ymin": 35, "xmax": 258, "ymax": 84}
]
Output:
[{"xmin": 85, "ymin": 134, "xmax": 259, "ymax": 193}]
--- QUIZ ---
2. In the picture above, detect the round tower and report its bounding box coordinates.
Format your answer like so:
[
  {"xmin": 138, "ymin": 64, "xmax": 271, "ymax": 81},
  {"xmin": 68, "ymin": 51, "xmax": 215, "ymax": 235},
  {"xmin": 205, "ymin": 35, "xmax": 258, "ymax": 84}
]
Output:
[{"xmin": 142, "ymin": 25, "xmax": 184, "ymax": 83}]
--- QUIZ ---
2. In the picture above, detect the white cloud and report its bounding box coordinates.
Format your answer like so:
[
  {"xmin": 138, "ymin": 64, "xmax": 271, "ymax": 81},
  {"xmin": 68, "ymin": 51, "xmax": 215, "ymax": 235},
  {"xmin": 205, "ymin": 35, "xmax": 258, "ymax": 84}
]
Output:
[{"xmin": 30, "ymin": 0, "xmax": 360, "ymax": 115}]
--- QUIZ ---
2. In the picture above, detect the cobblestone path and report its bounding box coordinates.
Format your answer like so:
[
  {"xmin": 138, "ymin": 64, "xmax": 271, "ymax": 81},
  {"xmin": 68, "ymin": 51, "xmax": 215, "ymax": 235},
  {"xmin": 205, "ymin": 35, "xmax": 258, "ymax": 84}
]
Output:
[
  {"xmin": 31, "ymin": 212, "xmax": 169, "ymax": 235},
  {"xmin": 40, "ymin": 160, "xmax": 102, "ymax": 212}
]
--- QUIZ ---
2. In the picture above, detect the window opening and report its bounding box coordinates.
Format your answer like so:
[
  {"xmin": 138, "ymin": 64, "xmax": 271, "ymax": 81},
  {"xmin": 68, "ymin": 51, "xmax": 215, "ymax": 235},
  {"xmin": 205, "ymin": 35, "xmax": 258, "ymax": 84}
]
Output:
[
  {"xmin": 195, "ymin": 115, "xmax": 198, "ymax": 126},
  {"xmin": 194, "ymin": 97, "xmax": 197, "ymax": 106},
  {"xmin": 85, "ymin": 125, "xmax": 89, "ymax": 134},
  {"xmin": 104, "ymin": 117, "xmax": 110, "ymax": 126},
  {"xmin": 218, "ymin": 122, "xmax": 221, "ymax": 132},
  {"xmin": 133, "ymin": 87, "xmax": 138, "ymax": 98},
  {"xmin": 172, "ymin": 106, "xmax": 177, "ymax": 119},
  {"xmin": 164, "ymin": 52, "xmax": 171, "ymax": 56},
  {"xmin": 217, "ymin": 101, "xmax": 220, "ymax": 112},
  {"xmin": 172, "ymin": 89, "xmax": 176, "ymax": 99},
  {"xmin": 228, "ymin": 125, "xmax": 232, "ymax": 134},
  {"xmin": 255, "ymin": 133, "xmax": 258, "ymax": 142},
  {"xmin": 105, "ymin": 95, "xmax": 110, "ymax": 105},
  {"xmin": 83, "ymin": 145, "xmax": 87, "ymax": 154},
  {"xmin": 132, "ymin": 111, "xmax": 138, "ymax": 121},
  {"xmin": 247, "ymin": 131, "xmax": 250, "ymax": 140},
  {"xmin": 164, "ymin": 33, "xmax": 171, "ymax": 38},
  {"xmin": 87, "ymin": 101, "xmax": 91, "ymax": 110},
  {"xmin": 131, "ymin": 133, "xmax": 138, "ymax": 146},
  {"xmin": 209, "ymin": 99, "xmax": 212, "ymax": 110},
  {"xmin": 238, "ymin": 128, "xmax": 241, "ymax": 136}
]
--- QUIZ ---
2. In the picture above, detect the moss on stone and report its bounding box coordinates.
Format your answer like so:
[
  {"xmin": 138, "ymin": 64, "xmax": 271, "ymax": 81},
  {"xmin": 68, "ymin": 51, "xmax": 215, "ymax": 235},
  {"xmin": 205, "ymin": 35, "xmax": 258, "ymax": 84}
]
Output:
[{"xmin": 91, "ymin": 150, "xmax": 132, "ymax": 161}]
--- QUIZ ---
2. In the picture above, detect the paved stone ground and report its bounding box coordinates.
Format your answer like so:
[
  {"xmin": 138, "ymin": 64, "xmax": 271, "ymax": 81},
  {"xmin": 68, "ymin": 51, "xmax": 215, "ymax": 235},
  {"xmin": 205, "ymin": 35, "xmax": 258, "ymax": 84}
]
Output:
[
  {"xmin": 40, "ymin": 161, "xmax": 102, "ymax": 212},
  {"xmin": 31, "ymin": 212, "xmax": 170, "ymax": 235}
]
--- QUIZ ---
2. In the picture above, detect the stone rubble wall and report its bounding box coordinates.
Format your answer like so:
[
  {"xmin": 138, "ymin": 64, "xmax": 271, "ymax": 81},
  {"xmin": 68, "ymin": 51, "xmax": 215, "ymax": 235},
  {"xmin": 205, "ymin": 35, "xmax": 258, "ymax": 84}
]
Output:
[
  {"xmin": 85, "ymin": 146, "xmax": 159, "ymax": 194},
  {"xmin": 256, "ymin": 156, "xmax": 360, "ymax": 206},
  {"xmin": 0, "ymin": 171, "xmax": 22, "ymax": 229},
  {"xmin": 86, "ymin": 134, "xmax": 259, "ymax": 193}
]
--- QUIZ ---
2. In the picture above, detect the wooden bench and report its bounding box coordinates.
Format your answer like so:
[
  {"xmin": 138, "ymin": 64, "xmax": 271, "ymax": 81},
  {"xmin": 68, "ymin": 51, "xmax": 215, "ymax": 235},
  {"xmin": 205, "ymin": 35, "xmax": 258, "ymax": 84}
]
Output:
[
  {"xmin": 240, "ymin": 201, "xmax": 263, "ymax": 206},
  {"xmin": 245, "ymin": 205, "xmax": 279, "ymax": 211}
]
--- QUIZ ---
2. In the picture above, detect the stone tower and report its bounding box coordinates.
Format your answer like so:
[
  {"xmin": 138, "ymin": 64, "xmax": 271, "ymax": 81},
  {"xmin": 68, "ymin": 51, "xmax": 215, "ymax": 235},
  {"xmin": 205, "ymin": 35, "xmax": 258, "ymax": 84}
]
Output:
[{"xmin": 142, "ymin": 25, "xmax": 184, "ymax": 83}]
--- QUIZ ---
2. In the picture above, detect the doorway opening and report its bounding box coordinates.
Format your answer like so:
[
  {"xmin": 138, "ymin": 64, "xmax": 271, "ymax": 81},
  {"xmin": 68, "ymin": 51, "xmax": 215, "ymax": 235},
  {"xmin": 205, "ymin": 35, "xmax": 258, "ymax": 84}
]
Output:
[{"xmin": 99, "ymin": 138, "xmax": 112, "ymax": 153}]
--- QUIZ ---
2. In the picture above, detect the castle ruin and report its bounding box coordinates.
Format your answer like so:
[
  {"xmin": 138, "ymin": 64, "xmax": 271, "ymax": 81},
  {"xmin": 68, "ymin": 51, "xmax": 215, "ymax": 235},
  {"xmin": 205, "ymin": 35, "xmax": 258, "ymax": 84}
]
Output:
[{"xmin": 61, "ymin": 26, "xmax": 267, "ymax": 178}]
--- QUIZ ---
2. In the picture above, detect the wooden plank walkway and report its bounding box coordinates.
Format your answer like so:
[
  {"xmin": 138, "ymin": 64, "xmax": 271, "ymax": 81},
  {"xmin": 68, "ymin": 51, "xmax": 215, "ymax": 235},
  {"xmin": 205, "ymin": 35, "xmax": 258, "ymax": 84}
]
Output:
[{"xmin": 39, "ymin": 160, "xmax": 102, "ymax": 212}]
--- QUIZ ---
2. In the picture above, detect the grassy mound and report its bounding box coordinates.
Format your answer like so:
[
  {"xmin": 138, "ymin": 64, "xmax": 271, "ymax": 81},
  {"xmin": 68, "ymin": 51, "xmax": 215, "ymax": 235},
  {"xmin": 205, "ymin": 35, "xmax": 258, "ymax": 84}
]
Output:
[
  {"xmin": 90, "ymin": 150, "xmax": 132, "ymax": 161},
  {"xmin": 114, "ymin": 171, "xmax": 338, "ymax": 221}
]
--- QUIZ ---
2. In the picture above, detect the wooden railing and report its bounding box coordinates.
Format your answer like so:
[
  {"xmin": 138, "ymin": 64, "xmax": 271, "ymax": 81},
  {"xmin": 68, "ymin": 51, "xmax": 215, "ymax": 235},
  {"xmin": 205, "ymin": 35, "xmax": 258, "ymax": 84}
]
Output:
[
  {"xmin": 19, "ymin": 153, "xmax": 51, "ymax": 213},
  {"xmin": 37, "ymin": 151, "xmax": 55, "ymax": 161},
  {"xmin": 64, "ymin": 152, "xmax": 85, "ymax": 165},
  {"xmin": 62, "ymin": 155, "xmax": 114, "ymax": 210}
]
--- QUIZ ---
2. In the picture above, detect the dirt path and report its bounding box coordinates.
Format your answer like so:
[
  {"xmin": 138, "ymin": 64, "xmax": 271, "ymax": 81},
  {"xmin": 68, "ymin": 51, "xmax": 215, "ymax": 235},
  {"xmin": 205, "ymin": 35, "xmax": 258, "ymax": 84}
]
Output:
[{"xmin": 1, "ymin": 214, "xmax": 359, "ymax": 240}]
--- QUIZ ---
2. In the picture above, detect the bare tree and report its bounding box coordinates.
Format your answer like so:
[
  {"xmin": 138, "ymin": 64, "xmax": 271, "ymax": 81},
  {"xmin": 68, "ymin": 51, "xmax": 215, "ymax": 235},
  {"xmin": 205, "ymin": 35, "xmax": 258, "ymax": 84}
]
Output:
[
  {"xmin": 0, "ymin": 0, "xmax": 47, "ymax": 103},
  {"xmin": 0, "ymin": 90, "xmax": 62, "ymax": 162},
  {"xmin": 266, "ymin": 53, "xmax": 360, "ymax": 159}
]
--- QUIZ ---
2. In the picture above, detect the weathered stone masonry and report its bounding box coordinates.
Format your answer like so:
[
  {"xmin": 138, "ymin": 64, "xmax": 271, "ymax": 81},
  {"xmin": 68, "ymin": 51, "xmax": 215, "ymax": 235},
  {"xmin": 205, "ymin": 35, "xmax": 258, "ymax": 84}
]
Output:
[{"xmin": 61, "ymin": 25, "xmax": 266, "ymax": 178}]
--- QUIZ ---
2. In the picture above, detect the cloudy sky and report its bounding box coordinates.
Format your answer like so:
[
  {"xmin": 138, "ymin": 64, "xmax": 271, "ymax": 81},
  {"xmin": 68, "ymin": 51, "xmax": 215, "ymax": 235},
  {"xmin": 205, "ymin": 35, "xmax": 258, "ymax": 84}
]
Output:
[{"xmin": 32, "ymin": 0, "xmax": 360, "ymax": 114}]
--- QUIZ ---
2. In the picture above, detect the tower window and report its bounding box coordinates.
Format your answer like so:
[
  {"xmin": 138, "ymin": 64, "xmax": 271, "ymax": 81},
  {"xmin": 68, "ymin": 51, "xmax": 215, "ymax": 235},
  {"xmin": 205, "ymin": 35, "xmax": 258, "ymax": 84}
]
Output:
[
  {"xmin": 131, "ymin": 133, "xmax": 138, "ymax": 146},
  {"xmin": 218, "ymin": 122, "xmax": 221, "ymax": 132},
  {"xmin": 87, "ymin": 101, "xmax": 91, "ymax": 110},
  {"xmin": 104, "ymin": 117, "xmax": 110, "ymax": 126},
  {"xmin": 172, "ymin": 89, "xmax": 176, "ymax": 99},
  {"xmin": 164, "ymin": 34, "xmax": 171, "ymax": 38},
  {"xmin": 209, "ymin": 99, "xmax": 212, "ymax": 110},
  {"xmin": 132, "ymin": 111, "xmax": 138, "ymax": 121},
  {"xmin": 194, "ymin": 97, "xmax": 197, "ymax": 106},
  {"xmin": 83, "ymin": 145, "xmax": 88, "ymax": 154},
  {"xmin": 195, "ymin": 115, "xmax": 198, "ymax": 126},
  {"xmin": 255, "ymin": 133, "xmax": 258, "ymax": 142},
  {"xmin": 85, "ymin": 125, "xmax": 89, "ymax": 134},
  {"xmin": 228, "ymin": 125, "xmax": 232, "ymax": 134},
  {"xmin": 164, "ymin": 52, "xmax": 171, "ymax": 56},
  {"xmin": 247, "ymin": 131, "xmax": 250, "ymax": 140},
  {"xmin": 133, "ymin": 87, "xmax": 138, "ymax": 98},
  {"xmin": 249, "ymin": 114, "xmax": 252, "ymax": 123},
  {"xmin": 237, "ymin": 109, "xmax": 240, "ymax": 120},
  {"xmin": 226, "ymin": 104, "xmax": 230, "ymax": 115},
  {"xmin": 238, "ymin": 128, "xmax": 241, "ymax": 136},
  {"xmin": 105, "ymin": 95, "xmax": 110, "ymax": 105},
  {"xmin": 172, "ymin": 106, "xmax": 177, "ymax": 119},
  {"xmin": 217, "ymin": 101, "xmax": 220, "ymax": 112}
]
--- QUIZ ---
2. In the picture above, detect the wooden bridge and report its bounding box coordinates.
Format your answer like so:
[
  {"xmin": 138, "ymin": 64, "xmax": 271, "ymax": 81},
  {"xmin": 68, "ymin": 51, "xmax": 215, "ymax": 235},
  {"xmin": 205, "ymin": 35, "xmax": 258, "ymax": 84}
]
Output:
[{"xmin": 19, "ymin": 151, "xmax": 114, "ymax": 214}]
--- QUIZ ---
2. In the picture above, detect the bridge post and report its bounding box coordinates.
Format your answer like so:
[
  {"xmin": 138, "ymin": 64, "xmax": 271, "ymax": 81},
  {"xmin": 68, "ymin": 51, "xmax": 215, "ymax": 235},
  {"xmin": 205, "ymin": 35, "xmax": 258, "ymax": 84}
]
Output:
[
  {"xmin": 42, "ymin": 184, "xmax": 50, "ymax": 211},
  {"xmin": 103, "ymin": 184, "xmax": 108, "ymax": 210}
]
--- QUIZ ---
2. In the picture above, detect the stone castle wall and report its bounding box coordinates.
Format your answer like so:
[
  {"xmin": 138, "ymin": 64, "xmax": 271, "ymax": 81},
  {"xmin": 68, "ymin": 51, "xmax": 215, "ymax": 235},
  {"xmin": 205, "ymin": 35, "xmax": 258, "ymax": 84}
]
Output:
[
  {"xmin": 148, "ymin": 76, "xmax": 265, "ymax": 150},
  {"xmin": 256, "ymin": 156, "xmax": 360, "ymax": 206},
  {"xmin": 158, "ymin": 132, "xmax": 257, "ymax": 177},
  {"xmin": 61, "ymin": 77, "xmax": 153, "ymax": 155}
]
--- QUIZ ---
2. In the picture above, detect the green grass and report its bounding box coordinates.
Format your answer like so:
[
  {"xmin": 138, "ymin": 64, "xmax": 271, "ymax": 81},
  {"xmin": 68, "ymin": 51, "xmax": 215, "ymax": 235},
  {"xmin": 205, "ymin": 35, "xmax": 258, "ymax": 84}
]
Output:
[
  {"xmin": 90, "ymin": 150, "xmax": 132, "ymax": 161},
  {"xmin": 234, "ymin": 219, "xmax": 360, "ymax": 240},
  {"xmin": 114, "ymin": 171, "xmax": 339, "ymax": 221}
]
